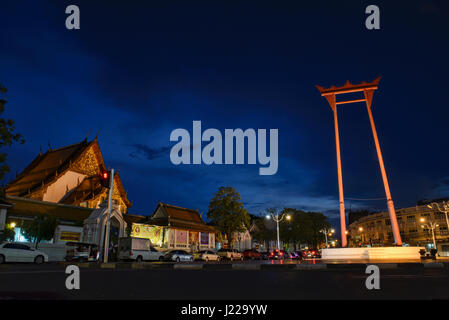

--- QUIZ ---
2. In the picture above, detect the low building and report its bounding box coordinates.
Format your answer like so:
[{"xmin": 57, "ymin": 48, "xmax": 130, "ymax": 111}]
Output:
[
  {"xmin": 130, "ymin": 202, "xmax": 216, "ymax": 252},
  {"xmin": 348, "ymin": 201, "xmax": 449, "ymax": 255}
]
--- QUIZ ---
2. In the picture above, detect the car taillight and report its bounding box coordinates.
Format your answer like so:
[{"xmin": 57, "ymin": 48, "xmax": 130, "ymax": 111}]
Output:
[{"xmin": 129, "ymin": 251, "xmax": 133, "ymax": 256}]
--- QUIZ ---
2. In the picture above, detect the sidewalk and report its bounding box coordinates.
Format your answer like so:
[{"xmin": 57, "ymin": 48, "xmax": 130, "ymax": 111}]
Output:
[{"xmin": 55, "ymin": 260, "xmax": 449, "ymax": 271}]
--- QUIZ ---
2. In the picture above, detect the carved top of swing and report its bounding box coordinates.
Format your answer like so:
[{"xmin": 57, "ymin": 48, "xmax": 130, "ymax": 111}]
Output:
[{"xmin": 316, "ymin": 77, "xmax": 381, "ymax": 96}]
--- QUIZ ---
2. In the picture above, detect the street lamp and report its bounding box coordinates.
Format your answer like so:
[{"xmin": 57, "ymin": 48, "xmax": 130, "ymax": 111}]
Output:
[
  {"xmin": 320, "ymin": 227, "xmax": 335, "ymax": 248},
  {"xmin": 358, "ymin": 227, "xmax": 364, "ymax": 246},
  {"xmin": 420, "ymin": 217, "xmax": 439, "ymax": 250},
  {"xmin": 265, "ymin": 210, "xmax": 291, "ymax": 251},
  {"xmin": 427, "ymin": 202, "xmax": 449, "ymax": 235}
]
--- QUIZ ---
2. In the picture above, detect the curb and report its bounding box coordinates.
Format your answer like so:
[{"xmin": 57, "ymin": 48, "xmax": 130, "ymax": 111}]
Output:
[
  {"xmin": 232, "ymin": 264, "xmax": 261, "ymax": 270},
  {"xmin": 423, "ymin": 263, "xmax": 444, "ymax": 269},
  {"xmin": 203, "ymin": 263, "xmax": 232, "ymax": 270},
  {"xmin": 376, "ymin": 263, "xmax": 398, "ymax": 269},
  {"xmin": 3, "ymin": 261, "xmax": 447, "ymax": 271},
  {"xmin": 296, "ymin": 264, "xmax": 327, "ymax": 270},
  {"xmin": 174, "ymin": 264, "xmax": 203, "ymax": 270},
  {"xmin": 77, "ymin": 263, "xmax": 93, "ymax": 269},
  {"xmin": 326, "ymin": 264, "xmax": 367, "ymax": 270},
  {"xmin": 260, "ymin": 264, "xmax": 297, "ymax": 270}
]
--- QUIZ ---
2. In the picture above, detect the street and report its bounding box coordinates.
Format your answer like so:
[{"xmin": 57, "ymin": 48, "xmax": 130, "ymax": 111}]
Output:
[{"xmin": 1, "ymin": 262, "xmax": 448, "ymax": 300}]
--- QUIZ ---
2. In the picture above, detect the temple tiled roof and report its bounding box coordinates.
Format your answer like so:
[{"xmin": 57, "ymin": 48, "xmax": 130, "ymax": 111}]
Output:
[
  {"xmin": 148, "ymin": 202, "xmax": 215, "ymax": 233},
  {"xmin": 5, "ymin": 138, "xmax": 131, "ymax": 208},
  {"xmin": 5, "ymin": 195, "xmax": 93, "ymax": 222},
  {"xmin": 5, "ymin": 139, "xmax": 92, "ymax": 197}
]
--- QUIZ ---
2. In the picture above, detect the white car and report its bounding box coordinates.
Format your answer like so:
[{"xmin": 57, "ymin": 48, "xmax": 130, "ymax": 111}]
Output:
[
  {"xmin": 163, "ymin": 250, "xmax": 194, "ymax": 262},
  {"xmin": 194, "ymin": 250, "xmax": 221, "ymax": 262},
  {"xmin": 0, "ymin": 242, "xmax": 49, "ymax": 264},
  {"xmin": 217, "ymin": 248, "xmax": 243, "ymax": 261},
  {"xmin": 118, "ymin": 238, "xmax": 165, "ymax": 262}
]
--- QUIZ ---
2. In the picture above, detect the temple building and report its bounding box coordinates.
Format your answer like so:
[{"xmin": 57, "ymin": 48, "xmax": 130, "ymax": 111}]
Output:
[
  {"xmin": 131, "ymin": 202, "xmax": 216, "ymax": 252},
  {"xmin": 0, "ymin": 138, "xmax": 142, "ymax": 245},
  {"xmin": 0, "ymin": 137, "xmax": 218, "ymax": 257},
  {"xmin": 5, "ymin": 137, "xmax": 131, "ymax": 211}
]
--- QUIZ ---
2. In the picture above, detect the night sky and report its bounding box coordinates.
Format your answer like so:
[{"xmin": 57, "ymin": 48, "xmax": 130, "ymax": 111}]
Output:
[{"xmin": 1, "ymin": 1, "xmax": 448, "ymax": 226}]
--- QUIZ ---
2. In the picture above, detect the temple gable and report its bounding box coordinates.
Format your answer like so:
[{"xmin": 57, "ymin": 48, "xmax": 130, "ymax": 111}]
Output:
[{"xmin": 5, "ymin": 138, "xmax": 132, "ymax": 212}]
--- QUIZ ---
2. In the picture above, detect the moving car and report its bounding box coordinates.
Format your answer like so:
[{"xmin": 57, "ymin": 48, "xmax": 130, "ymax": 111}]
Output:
[
  {"xmin": 303, "ymin": 248, "xmax": 321, "ymax": 259},
  {"xmin": 217, "ymin": 248, "xmax": 243, "ymax": 261},
  {"xmin": 118, "ymin": 237, "xmax": 164, "ymax": 262},
  {"xmin": 163, "ymin": 250, "xmax": 194, "ymax": 262},
  {"xmin": 290, "ymin": 251, "xmax": 303, "ymax": 260},
  {"xmin": 0, "ymin": 242, "xmax": 49, "ymax": 264},
  {"xmin": 193, "ymin": 250, "xmax": 221, "ymax": 261},
  {"xmin": 268, "ymin": 249, "xmax": 291, "ymax": 259},
  {"xmin": 243, "ymin": 249, "xmax": 262, "ymax": 260},
  {"xmin": 65, "ymin": 242, "xmax": 99, "ymax": 262}
]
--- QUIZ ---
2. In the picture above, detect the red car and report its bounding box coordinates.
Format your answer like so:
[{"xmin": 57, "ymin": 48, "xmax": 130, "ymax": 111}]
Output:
[
  {"xmin": 243, "ymin": 249, "xmax": 262, "ymax": 260},
  {"xmin": 303, "ymin": 248, "xmax": 321, "ymax": 259},
  {"xmin": 268, "ymin": 249, "xmax": 286, "ymax": 259}
]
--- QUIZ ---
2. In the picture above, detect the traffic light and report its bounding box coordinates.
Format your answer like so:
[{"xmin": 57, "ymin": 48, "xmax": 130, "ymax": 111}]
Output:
[{"xmin": 100, "ymin": 170, "xmax": 111, "ymax": 188}]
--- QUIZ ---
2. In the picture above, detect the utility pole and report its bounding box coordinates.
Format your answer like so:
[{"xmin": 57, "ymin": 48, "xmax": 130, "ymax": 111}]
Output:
[{"xmin": 103, "ymin": 168, "xmax": 114, "ymax": 263}]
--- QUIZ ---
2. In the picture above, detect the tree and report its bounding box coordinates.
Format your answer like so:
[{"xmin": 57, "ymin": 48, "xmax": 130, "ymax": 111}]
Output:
[
  {"xmin": 278, "ymin": 209, "xmax": 332, "ymax": 248},
  {"xmin": 306, "ymin": 211, "xmax": 331, "ymax": 247},
  {"xmin": 0, "ymin": 83, "xmax": 25, "ymax": 182},
  {"xmin": 21, "ymin": 215, "xmax": 57, "ymax": 244},
  {"xmin": 207, "ymin": 186, "xmax": 250, "ymax": 247},
  {"xmin": 250, "ymin": 214, "xmax": 275, "ymax": 244}
]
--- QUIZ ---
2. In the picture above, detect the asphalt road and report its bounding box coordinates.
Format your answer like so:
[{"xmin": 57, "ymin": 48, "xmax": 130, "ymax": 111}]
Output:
[{"xmin": 1, "ymin": 263, "xmax": 449, "ymax": 300}]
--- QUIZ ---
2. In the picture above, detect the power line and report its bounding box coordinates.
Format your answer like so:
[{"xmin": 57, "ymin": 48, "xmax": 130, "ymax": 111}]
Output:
[{"xmin": 345, "ymin": 197, "xmax": 386, "ymax": 201}]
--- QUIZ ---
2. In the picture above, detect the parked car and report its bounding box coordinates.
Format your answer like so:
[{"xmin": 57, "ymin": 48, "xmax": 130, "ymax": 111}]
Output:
[
  {"xmin": 0, "ymin": 242, "xmax": 49, "ymax": 264},
  {"xmin": 65, "ymin": 242, "xmax": 99, "ymax": 262},
  {"xmin": 193, "ymin": 250, "xmax": 221, "ymax": 262},
  {"xmin": 243, "ymin": 249, "xmax": 262, "ymax": 260},
  {"xmin": 163, "ymin": 250, "xmax": 194, "ymax": 262},
  {"xmin": 118, "ymin": 237, "xmax": 164, "ymax": 262},
  {"xmin": 217, "ymin": 248, "xmax": 243, "ymax": 261}
]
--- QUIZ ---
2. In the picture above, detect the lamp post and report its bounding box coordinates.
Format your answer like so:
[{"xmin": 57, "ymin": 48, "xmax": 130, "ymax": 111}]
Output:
[
  {"xmin": 427, "ymin": 202, "xmax": 449, "ymax": 236},
  {"xmin": 266, "ymin": 211, "xmax": 291, "ymax": 251},
  {"xmin": 320, "ymin": 227, "xmax": 335, "ymax": 248},
  {"xmin": 358, "ymin": 227, "xmax": 364, "ymax": 246},
  {"xmin": 420, "ymin": 217, "xmax": 438, "ymax": 250},
  {"xmin": 103, "ymin": 168, "xmax": 115, "ymax": 263}
]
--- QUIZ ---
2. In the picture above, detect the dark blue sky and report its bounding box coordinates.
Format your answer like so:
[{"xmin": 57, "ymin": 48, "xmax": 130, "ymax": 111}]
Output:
[{"xmin": 1, "ymin": 1, "xmax": 448, "ymax": 225}]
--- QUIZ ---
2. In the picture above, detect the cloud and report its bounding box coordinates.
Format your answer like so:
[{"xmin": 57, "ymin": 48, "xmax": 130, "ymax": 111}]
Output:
[{"xmin": 128, "ymin": 144, "xmax": 170, "ymax": 160}]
